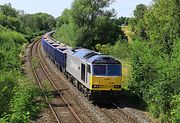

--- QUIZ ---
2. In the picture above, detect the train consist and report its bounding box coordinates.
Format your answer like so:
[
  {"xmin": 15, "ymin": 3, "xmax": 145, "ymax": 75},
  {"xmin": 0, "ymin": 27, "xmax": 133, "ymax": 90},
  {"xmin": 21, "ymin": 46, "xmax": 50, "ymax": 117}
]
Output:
[{"xmin": 42, "ymin": 32, "xmax": 123, "ymax": 101}]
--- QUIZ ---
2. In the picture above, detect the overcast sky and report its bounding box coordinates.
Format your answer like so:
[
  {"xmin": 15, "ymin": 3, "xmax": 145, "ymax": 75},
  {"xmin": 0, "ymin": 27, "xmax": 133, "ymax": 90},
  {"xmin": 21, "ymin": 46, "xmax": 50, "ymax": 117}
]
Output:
[{"xmin": 0, "ymin": 0, "xmax": 152, "ymax": 17}]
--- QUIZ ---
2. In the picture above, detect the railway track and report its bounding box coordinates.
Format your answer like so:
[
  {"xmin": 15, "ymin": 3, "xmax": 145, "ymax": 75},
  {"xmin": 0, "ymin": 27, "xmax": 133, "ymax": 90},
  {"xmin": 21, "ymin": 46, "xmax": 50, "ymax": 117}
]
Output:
[
  {"xmin": 96, "ymin": 102, "xmax": 139, "ymax": 123},
  {"xmin": 28, "ymin": 39, "xmax": 60, "ymax": 123},
  {"xmin": 28, "ymin": 38, "xmax": 155, "ymax": 123},
  {"xmin": 28, "ymin": 40, "xmax": 83, "ymax": 123},
  {"xmin": 112, "ymin": 102, "xmax": 139, "ymax": 123}
]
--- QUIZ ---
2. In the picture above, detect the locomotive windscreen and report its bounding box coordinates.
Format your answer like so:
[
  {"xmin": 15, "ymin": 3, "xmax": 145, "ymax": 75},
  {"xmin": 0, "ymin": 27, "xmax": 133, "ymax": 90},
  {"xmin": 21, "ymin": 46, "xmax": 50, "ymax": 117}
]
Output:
[
  {"xmin": 93, "ymin": 64, "xmax": 121, "ymax": 76},
  {"xmin": 93, "ymin": 65, "xmax": 106, "ymax": 75}
]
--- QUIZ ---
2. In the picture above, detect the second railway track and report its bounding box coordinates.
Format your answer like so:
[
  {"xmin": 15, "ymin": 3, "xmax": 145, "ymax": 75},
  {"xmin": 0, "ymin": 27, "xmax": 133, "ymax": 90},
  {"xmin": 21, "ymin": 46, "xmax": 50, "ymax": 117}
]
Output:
[
  {"xmin": 112, "ymin": 102, "xmax": 139, "ymax": 123},
  {"xmin": 96, "ymin": 102, "xmax": 139, "ymax": 123},
  {"xmin": 29, "ymin": 40, "xmax": 83, "ymax": 123}
]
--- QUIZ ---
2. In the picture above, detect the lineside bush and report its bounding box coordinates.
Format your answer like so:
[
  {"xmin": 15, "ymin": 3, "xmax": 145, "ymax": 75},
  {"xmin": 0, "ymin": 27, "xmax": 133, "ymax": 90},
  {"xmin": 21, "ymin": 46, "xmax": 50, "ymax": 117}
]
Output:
[
  {"xmin": 129, "ymin": 40, "xmax": 180, "ymax": 122},
  {"xmin": 0, "ymin": 30, "xmax": 43, "ymax": 122}
]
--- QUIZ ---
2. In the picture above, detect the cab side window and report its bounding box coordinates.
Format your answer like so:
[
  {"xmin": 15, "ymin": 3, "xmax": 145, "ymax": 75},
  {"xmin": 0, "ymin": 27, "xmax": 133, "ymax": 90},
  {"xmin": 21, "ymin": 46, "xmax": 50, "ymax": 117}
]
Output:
[
  {"xmin": 81, "ymin": 64, "xmax": 85, "ymax": 82},
  {"xmin": 87, "ymin": 65, "xmax": 91, "ymax": 73}
]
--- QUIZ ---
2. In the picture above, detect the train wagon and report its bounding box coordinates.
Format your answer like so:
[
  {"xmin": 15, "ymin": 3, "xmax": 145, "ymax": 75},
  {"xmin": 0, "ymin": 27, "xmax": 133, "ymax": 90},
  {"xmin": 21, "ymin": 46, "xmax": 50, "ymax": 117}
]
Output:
[{"xmin": 54, "ymin": 45, "xmax": 68, "ymax": 72}]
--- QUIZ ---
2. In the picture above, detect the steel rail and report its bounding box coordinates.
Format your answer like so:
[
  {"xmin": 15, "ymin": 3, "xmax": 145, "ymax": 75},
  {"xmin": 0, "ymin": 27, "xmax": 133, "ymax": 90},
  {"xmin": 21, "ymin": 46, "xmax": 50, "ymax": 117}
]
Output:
[
  {"xmin": 37, "ymin": 41, "xmax": 83, "ymax": 123},
  {"xmin": 28, "ymin": 39, "xmax": 61, "ymax": 123},
  {"xmin": 112, "ymin": 102, "xmax": 139, "ymax": 123}
]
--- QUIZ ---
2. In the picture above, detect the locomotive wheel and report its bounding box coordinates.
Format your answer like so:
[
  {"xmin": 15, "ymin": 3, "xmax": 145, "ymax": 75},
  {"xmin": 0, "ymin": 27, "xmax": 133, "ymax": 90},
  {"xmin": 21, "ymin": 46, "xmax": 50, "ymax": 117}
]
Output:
[
  {"xmin": 62, "ymin": 68, "xmax": 65, "ymax": 73},
  {"xmin": 73, "ymin": 79, "xmax": 77, "ymax": 87},
  {"xmin": 59, "ymin": 66, "xmax": 62, "ymax": 72},
  {"xmin": 84, "ymin": 88, "xmax": 88, "ymax": 97},
  {"xmin": 87, "ymin": 91, "xmax": 91, "ymax": 101},
  {"xmin": 65, "ymin": 72, "xmax": 68, "ymax": 79}
]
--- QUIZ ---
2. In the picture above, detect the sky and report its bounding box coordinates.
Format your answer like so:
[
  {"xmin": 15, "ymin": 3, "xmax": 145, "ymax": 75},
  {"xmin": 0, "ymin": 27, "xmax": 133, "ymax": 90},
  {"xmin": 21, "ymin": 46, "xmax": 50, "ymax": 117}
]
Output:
[{"xmin": 0, "ymin": 0, "xmax": 152, "ymax": 18}]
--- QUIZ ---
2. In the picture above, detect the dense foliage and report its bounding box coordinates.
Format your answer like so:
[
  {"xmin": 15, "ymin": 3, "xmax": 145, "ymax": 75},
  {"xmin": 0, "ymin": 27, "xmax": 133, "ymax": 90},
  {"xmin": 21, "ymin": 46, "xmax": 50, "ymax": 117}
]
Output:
[
  {"xmin": 0, "ymin": 3, "xmax": 56, "ymax": 41},
  {"xmin": 129, "ymin": 0, "xmax": 180, "ymax": 122},
  {"xmin": 18, "ymin": 12, "xmax": 56, "ymax": 40},
  {"xmin": 95, "ymin": 41, "xmax": 129, "ymax": 60},
  {"xmin": 114, "ymin": 16, "xmax": 130, "ymax": 26},
  {"xmin": 54, "ymin": 0, "xmax": 127, "ymax": 49},
  {"xmin": 0, "ymin": 3, "xmax": 50, "ymax": 122},
  {"xmin": 0, "ymin": 28, "xmax": 43, "ymax": 122}
]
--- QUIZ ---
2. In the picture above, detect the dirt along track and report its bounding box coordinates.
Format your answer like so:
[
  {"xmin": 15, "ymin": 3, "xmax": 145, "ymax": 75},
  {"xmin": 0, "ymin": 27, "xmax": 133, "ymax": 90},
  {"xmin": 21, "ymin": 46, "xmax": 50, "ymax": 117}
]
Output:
[{"xmin": 24, "ymin": 38, "xmax": 156, "ymax": 123}]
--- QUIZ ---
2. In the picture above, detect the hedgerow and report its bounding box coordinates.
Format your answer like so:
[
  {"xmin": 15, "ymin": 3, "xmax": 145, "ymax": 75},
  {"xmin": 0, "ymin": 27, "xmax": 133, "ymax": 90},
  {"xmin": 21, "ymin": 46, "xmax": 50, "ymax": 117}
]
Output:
[
  {"xmin": 129, "ymin": 40, "xmax": 180, "ymax": 122},
  {"xmin": 0, "ymin": 30, "xmax": 43, "ymax": 122}
]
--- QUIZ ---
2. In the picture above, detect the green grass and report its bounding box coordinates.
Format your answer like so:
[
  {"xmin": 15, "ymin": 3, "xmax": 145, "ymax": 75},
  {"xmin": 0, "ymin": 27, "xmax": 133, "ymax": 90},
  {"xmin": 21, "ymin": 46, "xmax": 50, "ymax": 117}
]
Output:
[
  {"xmin": 121, "ymin": 26, "xmax": 134, "ymax": 43},
  {"xmin": 120, "ymin": 59, "xmax": 131, "ymax": 89}
]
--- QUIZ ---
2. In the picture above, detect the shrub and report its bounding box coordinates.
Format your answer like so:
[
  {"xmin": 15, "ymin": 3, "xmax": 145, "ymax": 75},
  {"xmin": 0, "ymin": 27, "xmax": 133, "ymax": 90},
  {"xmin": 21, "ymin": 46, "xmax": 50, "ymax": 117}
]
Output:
[
  {"xmin": 0, "ymin": 30, "xmax": 43, "ymax": 122},
  {"xmin": 0, "ymin": 72, "xmax": 16, "ymax": 116},
  {"xmin": 129, "ymin": 39, "xmax": 180, "ymax": 122},
  {"xmin": 95, "ymin": 41, "xmax": 130, "ymax": 60}
]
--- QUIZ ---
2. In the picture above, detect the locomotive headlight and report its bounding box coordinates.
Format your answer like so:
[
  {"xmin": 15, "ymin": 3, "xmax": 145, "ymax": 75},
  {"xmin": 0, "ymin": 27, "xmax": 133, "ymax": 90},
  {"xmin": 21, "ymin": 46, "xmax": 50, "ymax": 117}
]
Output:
[
  {"xmin": 92, "ymin": 85, "xmax": 99, "ymax": 88},
  {"xmin": 114, "ymin": 85, "xmax": 121, "ymax": 88}
]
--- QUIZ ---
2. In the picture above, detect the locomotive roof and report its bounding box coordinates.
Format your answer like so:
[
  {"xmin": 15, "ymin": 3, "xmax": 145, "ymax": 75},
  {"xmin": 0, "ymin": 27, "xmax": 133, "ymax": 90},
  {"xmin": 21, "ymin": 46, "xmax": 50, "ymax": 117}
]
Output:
[
  {"xmin": 73, "ymin": 49, "xmax": 93, "ymax": 58},
  {"xmin": 87, "ymin": 55, "xmax": 120, "ymax": 64},
  {"xmin": 70, "ymin": 48, "xmax": 120, "ymax": 64}
]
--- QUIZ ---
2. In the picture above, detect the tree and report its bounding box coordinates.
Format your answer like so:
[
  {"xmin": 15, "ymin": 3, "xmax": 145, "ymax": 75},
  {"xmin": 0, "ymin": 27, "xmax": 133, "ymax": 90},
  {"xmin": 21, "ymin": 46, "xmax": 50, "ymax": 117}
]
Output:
[
  {"xmin": 56, "ymin": 9, "xmax": 72, "ymax": 28},
  {"xmin": 130, "ymin": 1, "xmax": 180, "ymax": 54},
  {"xmin": 55, "ymin": 0, "xmax": 126, "ymax": 49},
  {"xmin": 114, "ymin": 16, "xmax": 129, "ymax": 26},
  {"xmin": 129, "ymin": 1, "xmax": 180, "ymax": 122},
  {"xmin": 71, "ymin": 0, "xmax": 114, "ymax": 28},
  {"xmin": 129, "ymin": 4, "xmax": 147, "ymax": 39},
  {"xmin": 72, "ymin": 0, "xmax": 122, "ymax": 48},
  {"xmin": 18, "ymin": 13, "xmax": 56, "ymax": 35},
  {"xmin": 0, "ymin": 13, "xmax": 19, "ymax": 30},
  {"xmin": 134, "ymin": 4, "xmax": 147, "ymax": 19},
  {"xmin": 144, "ymin": 0, "xmax": 180, "ymax": 54},
  {"xmin": 54, "ymin": 9, "xmax": 78, "ymax": 47},
  {"xmin": 0, "ymin": 3, "xmax": 19, "ymax": 18},
  {"xmin": 0, "ymin": 4, "xmax": 20, "ymax": 30}
]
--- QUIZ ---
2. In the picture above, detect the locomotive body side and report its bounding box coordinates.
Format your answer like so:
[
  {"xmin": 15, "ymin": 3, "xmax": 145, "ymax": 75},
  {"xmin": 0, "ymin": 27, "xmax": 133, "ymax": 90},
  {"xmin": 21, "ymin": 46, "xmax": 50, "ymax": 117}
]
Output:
[{"xmin": 65, "ymin": 49, "xmax": 91, "ymax": 88}]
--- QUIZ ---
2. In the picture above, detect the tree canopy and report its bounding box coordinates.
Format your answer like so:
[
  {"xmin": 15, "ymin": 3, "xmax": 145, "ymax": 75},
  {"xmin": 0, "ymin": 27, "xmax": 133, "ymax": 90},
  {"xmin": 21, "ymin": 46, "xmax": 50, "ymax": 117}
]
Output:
[
  {"xmin": 55, "ymin": 0, "xmax": 127, "ymax": 49},
  {"xmin": 129, "ymin": 0, "xmax": 180, "ymax": 122},
  {"xmin": 0, "ymin": 3, "xmax": 54, "ymax": 122},
  {"xmin": 0, "ymin": 3, "xmax": 18, "ymax": 17},
  {"xmin": 0, "ymin": 3, "xmax": 56, "ymax": 41}
]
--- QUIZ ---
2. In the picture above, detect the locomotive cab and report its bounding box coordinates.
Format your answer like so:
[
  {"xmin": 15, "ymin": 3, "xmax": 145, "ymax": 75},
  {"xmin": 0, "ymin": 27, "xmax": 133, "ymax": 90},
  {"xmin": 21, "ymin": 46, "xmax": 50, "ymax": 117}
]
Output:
[
  {"xmin": 88, "ymin": 56, "xmax": 123, "ymax": 101},
  {"xmin": 90, "ymin": 63, "xmax": 122, "ymax": 91}
]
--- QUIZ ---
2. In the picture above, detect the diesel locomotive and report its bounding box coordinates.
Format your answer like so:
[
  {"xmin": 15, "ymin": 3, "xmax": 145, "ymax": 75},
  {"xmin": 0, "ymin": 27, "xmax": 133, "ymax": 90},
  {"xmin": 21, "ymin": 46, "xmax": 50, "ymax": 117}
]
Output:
[{"xmin": 42, "ymin": 32, "xmax": 123, "ymax": 101}]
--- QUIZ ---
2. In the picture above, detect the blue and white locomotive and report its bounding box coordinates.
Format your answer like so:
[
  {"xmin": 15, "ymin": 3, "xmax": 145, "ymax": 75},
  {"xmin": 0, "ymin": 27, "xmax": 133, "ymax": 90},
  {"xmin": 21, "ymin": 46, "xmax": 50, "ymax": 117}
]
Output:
[{"xmin": 42, "ymin": 32, "xmax": 123, "ymax": 101}]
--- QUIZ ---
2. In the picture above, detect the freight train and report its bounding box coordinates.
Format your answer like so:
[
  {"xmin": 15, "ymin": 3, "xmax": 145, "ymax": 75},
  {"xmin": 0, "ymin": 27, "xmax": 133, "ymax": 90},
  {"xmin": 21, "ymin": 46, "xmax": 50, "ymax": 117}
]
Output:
[{"xmin": 42, "ymin": 32, "xmax": 123, "ymax": 102}]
